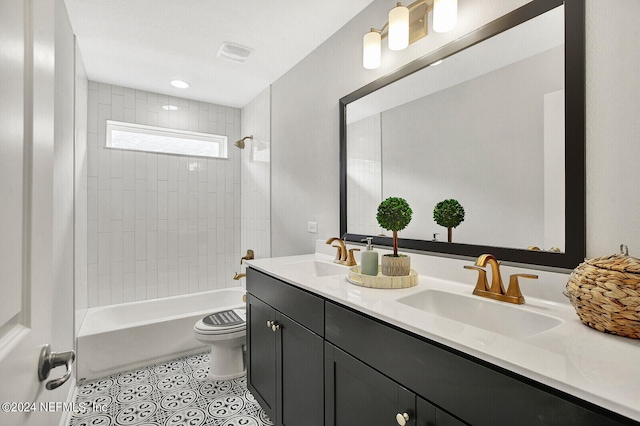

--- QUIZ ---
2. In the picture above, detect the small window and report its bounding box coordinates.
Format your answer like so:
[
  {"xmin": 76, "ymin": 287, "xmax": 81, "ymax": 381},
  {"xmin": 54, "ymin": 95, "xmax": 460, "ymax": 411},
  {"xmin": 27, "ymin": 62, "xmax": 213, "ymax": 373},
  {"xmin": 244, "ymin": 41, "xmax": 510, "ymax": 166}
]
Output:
[{"xmin": 105, "ymin": 120, "xmax": 228, "ymax": 159}]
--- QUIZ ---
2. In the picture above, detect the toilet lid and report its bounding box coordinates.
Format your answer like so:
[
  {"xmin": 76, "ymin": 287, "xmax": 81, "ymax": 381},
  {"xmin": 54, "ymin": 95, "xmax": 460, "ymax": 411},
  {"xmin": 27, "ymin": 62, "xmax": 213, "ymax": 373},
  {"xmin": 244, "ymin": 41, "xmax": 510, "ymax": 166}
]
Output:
[
  {"xmin": 203, "ymin": 309, "xmax": 243, "ymax": 327},
  {"xmin": 195, "ymin": 308, "xmax": 246, "ymax": 335}
]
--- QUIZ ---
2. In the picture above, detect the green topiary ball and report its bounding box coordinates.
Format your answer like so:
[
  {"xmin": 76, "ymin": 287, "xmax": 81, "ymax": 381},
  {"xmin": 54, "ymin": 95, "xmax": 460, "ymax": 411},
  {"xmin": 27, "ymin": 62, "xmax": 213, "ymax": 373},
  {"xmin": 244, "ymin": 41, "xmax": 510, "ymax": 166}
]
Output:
[
  {"xmin": 377, "ymin": 197, "xmax": 413, "ymax": 232},
  {"xmin": 433, "ymin": 199, "xmax": 465, "ymax": 228}
]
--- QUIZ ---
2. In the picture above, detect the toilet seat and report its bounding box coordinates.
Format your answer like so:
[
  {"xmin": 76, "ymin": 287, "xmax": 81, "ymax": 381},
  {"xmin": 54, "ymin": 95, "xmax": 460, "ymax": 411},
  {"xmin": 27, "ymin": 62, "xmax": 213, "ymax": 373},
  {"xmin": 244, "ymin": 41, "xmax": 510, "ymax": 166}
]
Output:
[{"xmin": 194, "ymin": 308, "xmax": 246, "ymax": 335}]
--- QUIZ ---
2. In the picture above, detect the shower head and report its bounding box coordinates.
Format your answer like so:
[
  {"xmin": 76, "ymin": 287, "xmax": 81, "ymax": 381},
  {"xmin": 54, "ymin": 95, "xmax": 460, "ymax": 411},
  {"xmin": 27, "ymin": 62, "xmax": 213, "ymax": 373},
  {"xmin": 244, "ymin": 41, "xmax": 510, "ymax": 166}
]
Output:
[{"xmin": 234, "ymin": 135, "xmax": 253, "ymax": 149}]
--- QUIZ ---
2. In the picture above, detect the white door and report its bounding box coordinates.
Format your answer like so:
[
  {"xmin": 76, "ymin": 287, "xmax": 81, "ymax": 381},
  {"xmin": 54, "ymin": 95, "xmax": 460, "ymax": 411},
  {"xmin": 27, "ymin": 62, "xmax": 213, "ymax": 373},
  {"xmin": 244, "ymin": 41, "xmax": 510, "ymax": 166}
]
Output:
[{"xmin": 0, "ymin": 1, "xmax": 76, "ymax": 425}]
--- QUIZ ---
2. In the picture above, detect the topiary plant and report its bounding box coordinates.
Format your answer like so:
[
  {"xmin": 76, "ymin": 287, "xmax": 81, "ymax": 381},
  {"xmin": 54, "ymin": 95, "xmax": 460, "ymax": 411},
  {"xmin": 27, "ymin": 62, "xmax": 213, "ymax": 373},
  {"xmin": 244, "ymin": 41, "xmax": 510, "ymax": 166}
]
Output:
[
  {"xmin": 376, "ymin": 197, "xmax": 413, "ymax": 256},
  {"xmin": 433, "ymin": 199, "xmax": 465, "ymax": 242}
]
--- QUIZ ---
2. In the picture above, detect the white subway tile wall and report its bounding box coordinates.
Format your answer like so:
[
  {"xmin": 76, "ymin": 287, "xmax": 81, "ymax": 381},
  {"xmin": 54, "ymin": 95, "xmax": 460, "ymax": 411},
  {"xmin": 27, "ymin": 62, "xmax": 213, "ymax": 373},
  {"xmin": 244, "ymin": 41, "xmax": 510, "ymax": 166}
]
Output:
[
  {"xmin": 87, "ymin": 81, "xmax": 241, "ymax": 307},
  {"xmin": 240, "ymin": 86, "xmax": 271, "ymax": 263},
  {"xmin": 346, "ymin": 114, "xmax": 383, "ymax": 236}
]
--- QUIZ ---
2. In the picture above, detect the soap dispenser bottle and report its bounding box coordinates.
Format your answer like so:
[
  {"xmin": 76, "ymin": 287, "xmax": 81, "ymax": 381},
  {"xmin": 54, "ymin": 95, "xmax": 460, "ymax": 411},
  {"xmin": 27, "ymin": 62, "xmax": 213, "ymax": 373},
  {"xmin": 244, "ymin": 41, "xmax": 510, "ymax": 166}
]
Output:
[{"xmin": 360, "ymin": 237, "xmax": 379, "ymax": 276}]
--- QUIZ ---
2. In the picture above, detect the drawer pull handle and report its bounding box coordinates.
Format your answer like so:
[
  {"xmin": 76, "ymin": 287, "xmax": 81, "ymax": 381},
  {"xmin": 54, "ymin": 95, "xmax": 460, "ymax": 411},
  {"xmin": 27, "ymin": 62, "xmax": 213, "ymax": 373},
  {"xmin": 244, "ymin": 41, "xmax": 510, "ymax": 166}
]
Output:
[{"xmin": 396, "ymin": 412, "xmax": 410, "ymax": 425}]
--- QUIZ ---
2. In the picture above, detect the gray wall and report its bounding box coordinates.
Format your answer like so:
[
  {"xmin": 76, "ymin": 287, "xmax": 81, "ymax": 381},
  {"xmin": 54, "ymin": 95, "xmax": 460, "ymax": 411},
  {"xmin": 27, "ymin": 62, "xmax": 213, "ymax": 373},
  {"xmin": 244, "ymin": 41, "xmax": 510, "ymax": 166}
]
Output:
[
  {"xmin": 270, "ymin": 0, "xmax": 640, "ymax": 260},
  {"xmin": 74, "ymin": 44, "xmax": 89, "ymax": 335},
  {"xmin": 240, "ymin": 86, "xmax": 272, "ymax": 267},
  {"xmin": 381, "ymin": 46, "xmax": 563, "ymax": 248},
  {"xmin": 53, "ymin": 0, "xmax": 77, "ymax": 356}
]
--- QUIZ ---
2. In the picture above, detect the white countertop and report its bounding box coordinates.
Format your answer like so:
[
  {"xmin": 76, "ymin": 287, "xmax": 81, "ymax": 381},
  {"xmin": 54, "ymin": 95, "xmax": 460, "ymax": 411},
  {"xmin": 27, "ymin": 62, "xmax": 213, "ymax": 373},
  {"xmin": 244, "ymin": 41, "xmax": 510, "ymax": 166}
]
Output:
[{"xmin": 246, "ymin": 248, "xmax": 640, "ymax": 422}]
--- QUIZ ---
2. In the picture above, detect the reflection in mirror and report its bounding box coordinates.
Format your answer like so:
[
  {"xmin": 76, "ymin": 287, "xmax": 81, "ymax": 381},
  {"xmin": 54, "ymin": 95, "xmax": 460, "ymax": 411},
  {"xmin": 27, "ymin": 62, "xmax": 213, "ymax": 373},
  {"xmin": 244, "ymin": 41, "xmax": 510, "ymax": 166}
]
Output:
[
  {"xmin": 347, "ymin": 6, "xmax": 564, "ymax": 251},
  {"xmin": 340, "ymin": 0, "xmax": 585, "ymax": 269}
]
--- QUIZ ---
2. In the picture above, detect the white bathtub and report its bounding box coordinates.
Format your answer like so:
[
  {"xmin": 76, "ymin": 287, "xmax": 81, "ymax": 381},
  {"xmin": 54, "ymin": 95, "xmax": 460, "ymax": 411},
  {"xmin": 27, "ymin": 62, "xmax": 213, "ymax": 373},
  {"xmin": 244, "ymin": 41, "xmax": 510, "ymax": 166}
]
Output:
[{"xmin": 76, "ymin": 287, "xmax": 246, "ymax": 381}]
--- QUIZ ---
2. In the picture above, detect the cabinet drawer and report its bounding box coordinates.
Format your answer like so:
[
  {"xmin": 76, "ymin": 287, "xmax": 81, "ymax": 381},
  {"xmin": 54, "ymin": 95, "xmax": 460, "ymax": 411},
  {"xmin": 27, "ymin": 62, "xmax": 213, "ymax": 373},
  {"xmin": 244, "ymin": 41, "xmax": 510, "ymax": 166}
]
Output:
[
  {"xmin": 247, "ymin": 267, "xmax": 324, "ymax": 336},
  {"xmin": 325, "ymin": 301, "xmax": 632, "ymax": 426}
]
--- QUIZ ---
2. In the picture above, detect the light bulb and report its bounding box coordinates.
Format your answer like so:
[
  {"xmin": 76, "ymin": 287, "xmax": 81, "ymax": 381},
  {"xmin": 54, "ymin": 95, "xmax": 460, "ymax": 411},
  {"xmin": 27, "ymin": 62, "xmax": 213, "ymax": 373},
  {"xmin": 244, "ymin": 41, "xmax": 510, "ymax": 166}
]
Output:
[
  {"xmin": 433, "ymin": 0, "xmax": 457, "ymax": 33},
  {"xmin": 363, "ymin": 30, "xmax": 381, "ymax": 69},
  {"xmin": 388, "ymin": 3, "xmax": 409, "ymax": 51}
]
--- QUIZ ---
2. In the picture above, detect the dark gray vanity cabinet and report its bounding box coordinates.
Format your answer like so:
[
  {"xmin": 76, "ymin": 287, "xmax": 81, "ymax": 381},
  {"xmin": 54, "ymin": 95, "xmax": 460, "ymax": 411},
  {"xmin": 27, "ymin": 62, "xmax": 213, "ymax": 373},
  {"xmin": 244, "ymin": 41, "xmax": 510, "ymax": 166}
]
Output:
[
  {"xmin": 324, "ymin": 342, "xmax": 466, "ymax": 426},
  {"xmin": 325, "ymin": 301, "xmax": 636, "ymax": 426},
  {"xmin": 246, "ymin": 294, "xmax": 277, "ymax": 418},
  {"xmin": 246, "ymin": 268, "xmax": 324, "ymax": 426},
  {"xmin": 325, "ymin": 342, "xmax": 418, "ymax": 426},
  {"xmin": 247, "ymin": 267, "xmax": 638, "ymax": 426}
]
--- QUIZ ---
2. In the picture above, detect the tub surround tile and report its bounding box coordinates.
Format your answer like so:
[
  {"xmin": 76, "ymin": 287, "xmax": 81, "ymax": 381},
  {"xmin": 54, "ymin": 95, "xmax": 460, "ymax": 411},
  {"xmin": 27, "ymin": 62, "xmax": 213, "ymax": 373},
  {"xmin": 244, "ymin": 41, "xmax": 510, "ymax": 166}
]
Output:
[{"xmin": 86, "ymin": 82, "xmax": 241, "ymax": 308}]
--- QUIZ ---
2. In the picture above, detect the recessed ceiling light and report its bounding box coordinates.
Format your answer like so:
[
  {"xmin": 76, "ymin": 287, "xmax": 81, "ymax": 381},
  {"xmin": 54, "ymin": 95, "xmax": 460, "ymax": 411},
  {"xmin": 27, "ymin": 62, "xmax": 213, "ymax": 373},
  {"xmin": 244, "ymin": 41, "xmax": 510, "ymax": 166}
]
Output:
[
  {"xmin": 162, "ymin": 104, "xmax": 179, "ymax": 111},
  {"xmin": 170, "ymin": 80, "xmax": 190, "ymax": 89}
]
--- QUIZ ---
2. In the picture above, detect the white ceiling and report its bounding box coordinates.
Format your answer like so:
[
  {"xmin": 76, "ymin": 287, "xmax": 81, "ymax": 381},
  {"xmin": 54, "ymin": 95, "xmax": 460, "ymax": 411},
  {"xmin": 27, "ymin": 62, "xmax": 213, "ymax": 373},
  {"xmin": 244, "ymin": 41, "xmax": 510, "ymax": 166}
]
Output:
[{"xmin": 64, "ymin": 0, "xmax": 375, "ymax": 108}]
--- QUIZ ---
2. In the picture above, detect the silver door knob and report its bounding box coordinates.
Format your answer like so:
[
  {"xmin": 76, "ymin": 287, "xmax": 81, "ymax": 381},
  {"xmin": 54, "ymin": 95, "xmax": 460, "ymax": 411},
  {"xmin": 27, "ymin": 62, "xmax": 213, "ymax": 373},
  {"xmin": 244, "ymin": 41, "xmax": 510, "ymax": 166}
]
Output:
[
  {"xmin": 266, "ymin": 320, "xmax": 274, "ymax": 328},
  {"xmin": 396, "ymin": 412, "xmax": 410, "ymax": 426},
  {"xmin": 38, "ymin": 344, "xmax": 75, "ymax": 390},
  {"xmin": 271, "ymin": 323, "xmax": 280, "ymax": 332}
]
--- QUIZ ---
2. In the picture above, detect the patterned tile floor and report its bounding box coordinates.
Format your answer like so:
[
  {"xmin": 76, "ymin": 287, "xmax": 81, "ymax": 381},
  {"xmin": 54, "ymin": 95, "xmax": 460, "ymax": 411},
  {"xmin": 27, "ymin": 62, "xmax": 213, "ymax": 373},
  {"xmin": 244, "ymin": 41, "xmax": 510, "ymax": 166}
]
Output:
[{"xmin": 69, "ymin": 352, "xmax": 274, "ymax": 426}]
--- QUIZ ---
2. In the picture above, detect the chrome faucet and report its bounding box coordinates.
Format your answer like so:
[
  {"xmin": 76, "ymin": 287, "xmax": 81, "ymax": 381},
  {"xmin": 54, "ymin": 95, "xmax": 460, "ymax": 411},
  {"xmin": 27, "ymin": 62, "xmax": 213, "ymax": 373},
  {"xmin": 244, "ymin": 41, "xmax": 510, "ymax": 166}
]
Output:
[
  {"xmin": 464, "ymin": 254, "xmax": 538, "ymax": 304},
  {"xmin": 326, "ymin": 237, "xmax": 359, "ymax": 267}
]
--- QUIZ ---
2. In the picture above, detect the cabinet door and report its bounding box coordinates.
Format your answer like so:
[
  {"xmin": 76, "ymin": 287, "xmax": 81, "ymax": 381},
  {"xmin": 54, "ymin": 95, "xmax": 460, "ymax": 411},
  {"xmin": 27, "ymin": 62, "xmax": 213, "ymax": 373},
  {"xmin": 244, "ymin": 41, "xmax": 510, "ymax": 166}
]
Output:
[
  {"xmin": 325, "ymin": 343, "xmax": 416, "ymax": 426},
  {"xmin": 247, "ymin": 294, "xmax": 277, "ymax": 420},
  {"xmin": 276, "ymin": 312, "xmax": 324, "ymax": 426},
  {"xmin": 417, "ymin": 397, "xmax": 467, "ymax": 426}
]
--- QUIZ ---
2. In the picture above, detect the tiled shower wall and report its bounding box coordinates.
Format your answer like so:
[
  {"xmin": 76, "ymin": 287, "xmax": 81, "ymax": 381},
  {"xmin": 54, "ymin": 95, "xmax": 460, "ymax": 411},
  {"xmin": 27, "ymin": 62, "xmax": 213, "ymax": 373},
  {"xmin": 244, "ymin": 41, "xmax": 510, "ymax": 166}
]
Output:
[
  {"xmin": 240, "ymin": 86, "xmax": 271, "ymax": 265},
  {"xmin": 87, "ymin": 82, "xmax": 241, "ymax": 307},
  {"xmin": 346, "ymin": 114, "xmax": 382, "ymax": 236}
]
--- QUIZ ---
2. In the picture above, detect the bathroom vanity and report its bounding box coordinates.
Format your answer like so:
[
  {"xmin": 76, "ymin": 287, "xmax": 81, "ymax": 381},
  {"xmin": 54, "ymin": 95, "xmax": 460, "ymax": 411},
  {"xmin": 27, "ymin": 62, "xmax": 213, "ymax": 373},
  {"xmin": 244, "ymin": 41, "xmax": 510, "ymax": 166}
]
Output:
[{"xmin": 245, "ymin": 252, "xmax": 640, "ymax": 426}]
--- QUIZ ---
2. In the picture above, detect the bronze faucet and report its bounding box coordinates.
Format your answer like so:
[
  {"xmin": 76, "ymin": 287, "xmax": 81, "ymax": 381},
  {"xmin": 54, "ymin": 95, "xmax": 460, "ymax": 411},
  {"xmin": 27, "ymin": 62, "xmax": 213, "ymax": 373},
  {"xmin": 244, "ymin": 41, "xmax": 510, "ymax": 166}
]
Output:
[
  {"xmin": 464, "ymin": 254, "xmax": 538, "ymax": 304},
  {"xmin": 325, "ymin": 237, "xmax": 359, "ymax": 267},
  {"xmin": 240, "ymin": 249, "xmax": 255, "ymax": 264},
  {"xmin": 233, "ymin": 272, "xmax": 246, "ymax": 280}
]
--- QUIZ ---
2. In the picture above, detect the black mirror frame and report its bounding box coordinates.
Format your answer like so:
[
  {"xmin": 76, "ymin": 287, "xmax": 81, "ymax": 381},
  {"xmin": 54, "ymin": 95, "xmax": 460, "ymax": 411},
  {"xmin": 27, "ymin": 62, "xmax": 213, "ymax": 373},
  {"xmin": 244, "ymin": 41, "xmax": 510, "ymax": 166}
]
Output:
[{"xmin": 340, "ymin": 0, "xmax": 585, "ymax": 270}]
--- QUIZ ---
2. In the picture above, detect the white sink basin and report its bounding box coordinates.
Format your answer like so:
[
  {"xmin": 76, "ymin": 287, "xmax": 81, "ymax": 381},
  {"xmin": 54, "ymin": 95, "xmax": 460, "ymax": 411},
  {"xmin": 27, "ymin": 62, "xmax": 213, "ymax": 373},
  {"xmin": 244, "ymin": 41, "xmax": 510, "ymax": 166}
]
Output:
[
  {"xmin": 281, "ymin": 260, "xmax": 349, "ymax": 277},
  {"xmin": 397, "ymin": 290, "xmax": 562, "ymax": 338}
]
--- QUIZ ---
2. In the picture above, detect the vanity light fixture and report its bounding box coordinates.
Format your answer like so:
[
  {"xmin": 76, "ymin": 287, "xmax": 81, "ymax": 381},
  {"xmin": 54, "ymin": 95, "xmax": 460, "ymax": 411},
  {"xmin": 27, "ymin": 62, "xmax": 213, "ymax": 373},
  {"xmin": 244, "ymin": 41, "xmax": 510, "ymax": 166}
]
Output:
[
  {"xmin": 170, "ymin": 79, "xmax": 190, "ymax": 89},
  {"xmin": 433, "ymin": 0, "xmax": 458, "ymax": 32},
  {"xmin": 388, "ymin": 3, "xmax": 410, "ymax": 50},
  {"xmin": 363, "ymin": 0, "xmax": 457, "ymax": 70}
]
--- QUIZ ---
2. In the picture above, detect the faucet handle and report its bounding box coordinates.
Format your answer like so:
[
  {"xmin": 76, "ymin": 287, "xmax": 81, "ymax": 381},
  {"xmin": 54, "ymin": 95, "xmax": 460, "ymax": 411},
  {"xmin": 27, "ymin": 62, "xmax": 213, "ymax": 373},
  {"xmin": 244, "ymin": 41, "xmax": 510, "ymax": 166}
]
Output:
[
  {"xmin": 346, "ymin": 248, "xmax": 360, "ymax": 267},
  {"xmin": 505, "ymin": 274, "xmax": 538, "ymax": 304},
  {"xmin": 331, "ymin": 244, "xmax": 344, "ymax": 262},
  {"xmin": 465, "ymin": 265, "xmax": 489, "ymax": 293}
]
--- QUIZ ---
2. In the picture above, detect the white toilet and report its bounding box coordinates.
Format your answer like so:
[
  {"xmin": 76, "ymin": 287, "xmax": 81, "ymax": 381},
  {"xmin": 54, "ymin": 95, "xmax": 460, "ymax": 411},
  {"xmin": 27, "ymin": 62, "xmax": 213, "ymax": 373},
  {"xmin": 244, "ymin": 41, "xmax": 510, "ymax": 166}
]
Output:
[{"xmin": 194, "ymin": 307, "xmax": 247, "ymax": 380}]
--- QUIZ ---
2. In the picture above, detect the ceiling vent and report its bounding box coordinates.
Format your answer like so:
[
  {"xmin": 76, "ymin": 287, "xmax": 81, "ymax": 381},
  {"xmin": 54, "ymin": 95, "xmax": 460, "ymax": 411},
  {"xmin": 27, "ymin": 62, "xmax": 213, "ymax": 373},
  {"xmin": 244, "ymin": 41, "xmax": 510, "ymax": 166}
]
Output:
[{"xmin": 217, "ymin": 42, "xmax": 253, "ymax": 64}]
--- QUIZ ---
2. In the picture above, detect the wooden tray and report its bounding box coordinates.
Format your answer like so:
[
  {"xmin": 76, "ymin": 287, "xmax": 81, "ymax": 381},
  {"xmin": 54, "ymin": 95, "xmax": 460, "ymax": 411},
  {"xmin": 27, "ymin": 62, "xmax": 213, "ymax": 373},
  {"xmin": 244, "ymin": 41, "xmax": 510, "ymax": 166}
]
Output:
[{"xmin": 347, "ymin": 266, "xmax": 418, "ymax": 289}]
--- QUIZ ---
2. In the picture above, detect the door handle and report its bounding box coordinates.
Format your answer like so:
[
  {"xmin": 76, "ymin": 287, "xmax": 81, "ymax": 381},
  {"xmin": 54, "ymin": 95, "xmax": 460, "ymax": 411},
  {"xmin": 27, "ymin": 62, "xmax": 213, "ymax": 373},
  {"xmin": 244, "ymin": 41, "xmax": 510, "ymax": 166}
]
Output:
[{"xmin": 38, "ymin": 344, "xmax": 75, "ymax": 390}]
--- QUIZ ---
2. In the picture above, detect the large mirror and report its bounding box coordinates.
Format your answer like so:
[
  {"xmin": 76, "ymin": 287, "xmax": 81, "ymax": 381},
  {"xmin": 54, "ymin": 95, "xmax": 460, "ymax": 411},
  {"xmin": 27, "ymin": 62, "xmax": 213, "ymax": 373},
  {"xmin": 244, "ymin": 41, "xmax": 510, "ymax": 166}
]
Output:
[{"xmin": 340, "ymin": 0, "xmax": 585, "ymax": 269}]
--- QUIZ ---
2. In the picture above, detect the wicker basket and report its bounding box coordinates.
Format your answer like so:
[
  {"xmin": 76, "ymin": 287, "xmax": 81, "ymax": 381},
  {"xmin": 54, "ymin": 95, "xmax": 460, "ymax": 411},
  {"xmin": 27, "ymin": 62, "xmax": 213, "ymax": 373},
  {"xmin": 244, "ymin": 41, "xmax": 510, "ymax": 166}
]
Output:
[{"xmin": 565, "ymin": 244, "xmax": 640, "ymax": 339}]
